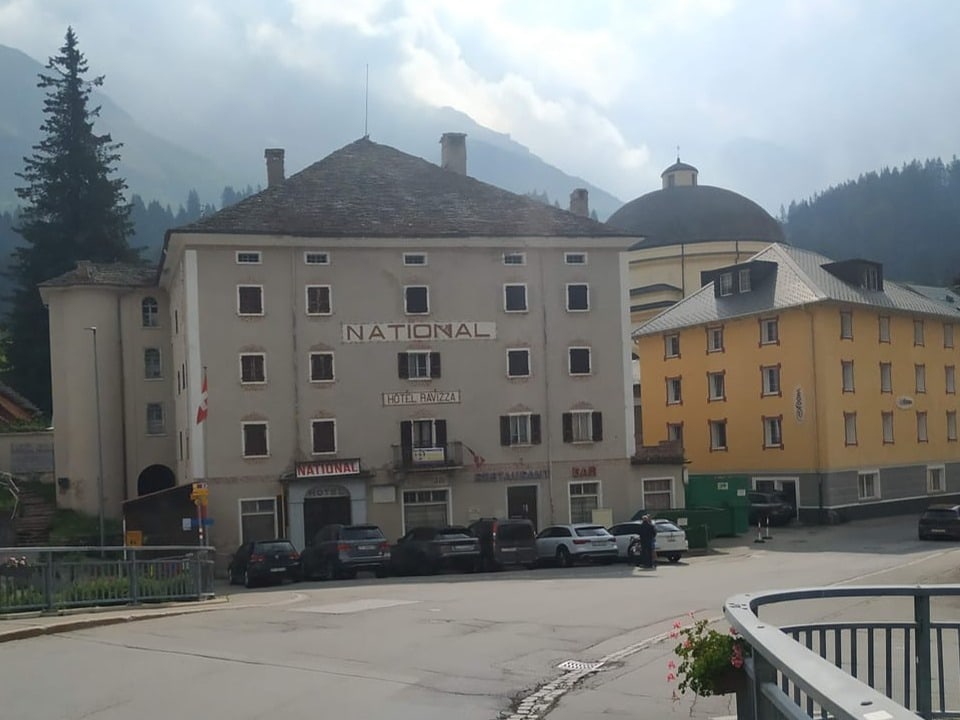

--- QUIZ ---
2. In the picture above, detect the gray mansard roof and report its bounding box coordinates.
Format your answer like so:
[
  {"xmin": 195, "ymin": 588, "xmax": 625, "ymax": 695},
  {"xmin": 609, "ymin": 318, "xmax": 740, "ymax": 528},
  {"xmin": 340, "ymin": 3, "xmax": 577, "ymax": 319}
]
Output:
[
  {"xmin": 173, "ymin": 137, "xmax": 629, "ymax": 239},
  {"xmin": 634, "ymin": 243, "xmax": 960, "ymax": 336}
]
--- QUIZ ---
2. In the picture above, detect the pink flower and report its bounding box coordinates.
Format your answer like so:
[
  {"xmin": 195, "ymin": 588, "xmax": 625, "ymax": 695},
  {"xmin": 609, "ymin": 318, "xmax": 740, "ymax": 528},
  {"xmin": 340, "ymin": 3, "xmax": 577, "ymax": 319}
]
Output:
[
  {"xmin": 673, "ymin": 620, "xmax": 682, "ymax": 629},
  {"xmin": 667, "ymin": 672, "xmax": 677, "ymax": 681},
  {"xmin": 731, "ymin": 656, "xmax": 744, "ymax": 669},
  {"xmin": 729, "ymin": 627, "xmax": 738, "ymax": 635},
  {"xmin": 667, "ymin": 660, "xmax": 676, "ymax": 670},
  {"xmin": 669, "ymin": 630, "xmax": 679, "ymax": 639},
  {"xmin": 683, "ymin": 639, "xmax": 692, "ymax": 649},
  {"xmin": 687, "ymin": 611, "xmax": 695, "ymax": 618}
]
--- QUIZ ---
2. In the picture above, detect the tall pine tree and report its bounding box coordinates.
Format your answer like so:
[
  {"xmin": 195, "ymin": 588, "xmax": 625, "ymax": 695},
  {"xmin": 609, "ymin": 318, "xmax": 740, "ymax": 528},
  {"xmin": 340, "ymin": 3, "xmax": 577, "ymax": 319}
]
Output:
[{"xmin": 3, "ymin": 27, "xmax": 139, "ymax": 415}]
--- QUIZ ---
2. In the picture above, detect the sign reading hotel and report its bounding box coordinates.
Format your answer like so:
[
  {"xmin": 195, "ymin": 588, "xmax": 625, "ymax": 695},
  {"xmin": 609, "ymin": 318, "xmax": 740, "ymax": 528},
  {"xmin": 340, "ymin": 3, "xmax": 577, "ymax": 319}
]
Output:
[
  {"xmin": 296, "ymin": 458, "xmax": 361, "ymax": 479},
  {"xmin": 342, "ymin": 322, "xmax": 496, "ymax": 343},
  {"xmin": 382, "ymin": 389, "xmax": 461, "ymax": 406}
]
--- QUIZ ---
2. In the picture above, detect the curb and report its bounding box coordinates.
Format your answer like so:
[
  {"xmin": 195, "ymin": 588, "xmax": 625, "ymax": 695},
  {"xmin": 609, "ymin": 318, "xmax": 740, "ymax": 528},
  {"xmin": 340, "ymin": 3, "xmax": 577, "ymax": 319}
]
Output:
[{"xmin": 0, "ymin": 597, "xmax": 230, "ymax": 644}]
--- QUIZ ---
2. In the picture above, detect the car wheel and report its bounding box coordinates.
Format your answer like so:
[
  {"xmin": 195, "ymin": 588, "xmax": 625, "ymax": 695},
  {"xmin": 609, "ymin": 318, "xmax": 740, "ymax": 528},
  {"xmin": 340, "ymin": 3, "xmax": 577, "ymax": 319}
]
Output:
[
  {"xmin": 244, "ymin": 569, "xmax": 254, "ymax": 588},
  {"xmin": 226, "ymin": 566, "xmax": 235, "ymax": 585},
  {"xmin": 627, "ymin": 540, "xmax": 641, "ymax": 564},
  {"xmin": 556, "ymin": 546, "xmax": 573, "ymax": 568},
  {"xmin": 668, "ymin": 554, "xmax": 681, "ymax": 563}
]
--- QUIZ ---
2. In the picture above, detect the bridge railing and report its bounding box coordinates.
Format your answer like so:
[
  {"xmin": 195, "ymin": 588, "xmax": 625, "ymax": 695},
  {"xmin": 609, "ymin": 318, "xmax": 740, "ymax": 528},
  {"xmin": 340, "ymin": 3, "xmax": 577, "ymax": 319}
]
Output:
[
  {"xmin": 724, "ymin": 585, "xmax": 960, "ymax": 720},
  {"xmin": 0, "ymin": 546, "xmax": 216, "ymax": 613}
]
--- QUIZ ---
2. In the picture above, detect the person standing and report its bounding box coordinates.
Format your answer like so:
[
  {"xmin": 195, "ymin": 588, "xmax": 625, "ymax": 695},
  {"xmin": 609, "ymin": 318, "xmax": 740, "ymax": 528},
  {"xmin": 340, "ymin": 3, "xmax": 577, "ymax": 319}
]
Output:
[{"xmin": 637, "ymin": 515, "xmax": 658, "ymax": 569}]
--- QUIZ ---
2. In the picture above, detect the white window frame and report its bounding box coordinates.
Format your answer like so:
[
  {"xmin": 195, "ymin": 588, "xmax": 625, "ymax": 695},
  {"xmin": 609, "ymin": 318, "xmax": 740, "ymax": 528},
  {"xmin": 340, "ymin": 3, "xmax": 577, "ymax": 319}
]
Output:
[
  {"xmin": 880, "ymin": 362, "xmax": 893, "ymax": 393},
  {"xmin": 948, "ymin": 410, "xmax": 958, "ymax": 442},
  {"xmin": 878, "ymin": 315, "xmax": 891, "ymax": 343},
  {"xmin": 237, "ymin": 285, "xmax": 264, "ymax": 316},
  {"xmin": 718, "ymin": 272, "xmax": 733, "ymax": 297},
  {"xmin": 568, "ymin": 346, "xmax": 592, "ymax": 376},
  {"xmin": 565, "ymin": 283, "xmax": 590, "ymax": 312},
  {"xmin": 664, "ymin": 333, "xmax": 680, "ymax": 358},
  {"xmin": 309, "ymin": 351, "xmax": 335, "ymax": 383},
  {"xmin": 570, "ymin": 410, "xmax": 594, "ymax": 443},
  {"xmin": 236, "ymin": 251, "xmax": 261, "ymax": 264},
  {"xmin": 241, "ymin": 421, "xmax": 270, "ymax": 458},
  {"xmin": 840, "ymin": 310, "xmax": 854, "ymax": 339},
  {"xmin": 760, "ymin": 317, "xmax": 779, "ymax": 345},
  {"xmin": 708, "ymin": 371, "xmax": 725, "ymax": 401},
  {"xmin": 141, "ymin": 297, "xmax": 160, "ymax": 328},
  {"xmin": 509, "ymin": 413, "xmax": 533, "ymax": 446},
  {"xmin": 641, "ymin": 477, "xmax": 675, "ymax": 510},
  {"xmin": 763, "ymin": 416, "xmax": 783, "ymax": 448},
  {"xmin": 738, "ymin": 268, "xmax": 751, "ymax": 293},
  {"xmin": 403, "ymin": 252, "xmax": 428, "ymax": 266},
  {"xmin": 239, "ymin": 352, "xmax": 267, "ymax": 385},
  {"xmin": 916, "ymin": 364, "xmax": 927, "ymax": 393},
  {"xmin": 238, "ymin": 497, "xmax": 278, "ymax": 545},
  {"xmin": 709, "ymin": 419, "xmax": 727, "ymax": 450},
  {"xmin": 406, "ymin": 350, "xmax": 432, "ymax": 381},
  {"xmin": 506, "ymin": 348, "xmax": 531, "ymax": 378},
  {"xmin": 305, "ymin": 285, "xmax": 333, "ymax": 316},
  {"xmin": 947, "ymin": 365, "xmax": 956, "ymax": 394},
  {"xmin": 666, "ymin": 423, "xmax": 683, "ymax": 444},
  {"xmin": 146, "ymin": 403, "xmax": 165, "ymax": 435},
  {"xmin": 917, "ymin": 411, "xmax": 929, "ymax": 443},
  {"xmin": 564, "ymin": 252, "xmax": 587, "ymax": 265},
  {"xmin": 502, "ymin": 252, "xmax": 526, "ymax": 266},
  {"xmin": 707, "ymin": 326, "xmax": 723, "ymax": 353},
  {"xmin": 844, "ymin": 412, "xmax": 858, "ymax": 446},
  {"xmin": 914, "ymin": 319, "xmax": 925, "ymax": 346},
  {"xmin": 666, "ymin": 377, "xmax": 682, "ymax": 405},
  {"xmin": 945, "ymin": 323, "xmax": 955, "ymax": 349},
  {"xmin": 311, "ymin": 418, "xmax": 337, "ymax": 455},
  {"xmin": 401, "ymin": 488, "xmax": 451, "ymax": 534},
  {"xmin": 857, "ymin": 470, "xmax": 880, "ymax": 501},
  {"xmin": 144, "ymin": 347, "xmax": 162, "ymax": 380},
  {"xmin": 841, "ymin": 360, "xmax": 855, "ymax": 392},
  {"xmin": 762, "ymin": 365, "xmax": 781, "ymax": 396},
  {"xmin": 504, "ymin": 283, "xmax": 529, "ymax": 312},
  {"xmin": 304, "ymin": 251, "xmax": 330, "ymax": 265},
  {"xmin": 404, "ymin": 285, "xmax": 430, "ymax": 315},
  {"xmin": 568, "ymin": 481, "xmax": 601, "ymax": 524},
  {"xmin": 927, "ymin": 464, "xmax": 945, "ymax": 494},
  {"xmin": 881, "ymin": 411, "xmax": 894, "ymax": 444}
]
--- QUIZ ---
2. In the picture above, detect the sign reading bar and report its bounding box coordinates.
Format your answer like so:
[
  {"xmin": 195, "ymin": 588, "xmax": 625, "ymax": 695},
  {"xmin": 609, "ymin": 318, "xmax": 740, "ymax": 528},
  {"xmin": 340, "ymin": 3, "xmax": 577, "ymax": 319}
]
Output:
[
  {"xmin": 296, "ymin": 459, "xmax": 361, "ymax": 479},
  {"xmin": 382, "ymin": 389, "xmax": 461, "ymax": 406},
  {"xmin": 342, "ymin": 322, "xmax": 496, "ymax": 343}
]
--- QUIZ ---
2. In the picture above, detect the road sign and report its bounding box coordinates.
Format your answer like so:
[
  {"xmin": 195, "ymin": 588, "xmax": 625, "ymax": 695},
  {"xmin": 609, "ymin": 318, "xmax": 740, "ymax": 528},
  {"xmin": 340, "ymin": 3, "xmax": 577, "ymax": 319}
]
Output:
[{"xmin": 125, "ymin": 530, "xmax": 143, "ymax": 546}]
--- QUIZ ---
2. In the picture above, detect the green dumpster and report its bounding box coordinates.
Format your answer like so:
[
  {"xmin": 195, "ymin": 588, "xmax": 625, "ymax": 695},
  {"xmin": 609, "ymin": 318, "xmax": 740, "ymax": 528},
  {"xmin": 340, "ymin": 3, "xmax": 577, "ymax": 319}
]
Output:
[{"xmin": 686, "ymin": 475, "xmax": 751, "ymax": 535}]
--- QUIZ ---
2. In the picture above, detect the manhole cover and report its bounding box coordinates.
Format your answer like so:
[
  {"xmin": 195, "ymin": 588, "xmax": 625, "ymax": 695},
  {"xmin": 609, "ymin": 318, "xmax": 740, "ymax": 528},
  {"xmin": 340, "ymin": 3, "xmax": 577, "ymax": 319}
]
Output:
[{"xmin": 557, "ymin": 660, "xmax": 602, "ymax": 672}]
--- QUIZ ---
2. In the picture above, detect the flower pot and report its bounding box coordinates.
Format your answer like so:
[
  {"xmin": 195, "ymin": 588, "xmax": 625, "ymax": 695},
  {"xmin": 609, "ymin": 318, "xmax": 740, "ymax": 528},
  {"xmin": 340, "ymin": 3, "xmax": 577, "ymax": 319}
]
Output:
[{"xmin": 709, "ymin": 667, "xmax": 747, "ymax": 695}]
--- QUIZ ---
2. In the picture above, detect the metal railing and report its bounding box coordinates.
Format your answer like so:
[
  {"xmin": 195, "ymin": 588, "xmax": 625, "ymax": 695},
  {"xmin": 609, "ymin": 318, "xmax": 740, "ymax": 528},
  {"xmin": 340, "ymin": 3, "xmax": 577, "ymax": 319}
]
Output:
[
  {"xmin": 0, "ymin": 546, "xmax": 216, "ymax": 613},
  {"xmin": 725, "ymin": 585, "xmax": 960, "ymax": 720}
]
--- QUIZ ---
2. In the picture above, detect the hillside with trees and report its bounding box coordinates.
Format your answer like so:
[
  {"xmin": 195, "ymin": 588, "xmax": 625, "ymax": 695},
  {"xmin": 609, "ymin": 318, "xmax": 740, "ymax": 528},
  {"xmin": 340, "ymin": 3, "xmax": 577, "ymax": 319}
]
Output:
[{"xmin": 783, "ymin": 158, "xmax": 960, "ymax": 286}]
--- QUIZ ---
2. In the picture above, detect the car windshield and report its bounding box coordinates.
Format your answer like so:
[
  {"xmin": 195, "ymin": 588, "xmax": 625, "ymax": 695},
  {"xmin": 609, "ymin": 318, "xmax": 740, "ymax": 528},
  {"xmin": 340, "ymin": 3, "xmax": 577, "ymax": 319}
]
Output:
[
  {"xmin": 496, "ymin": 523, "xmax": 534, "ymax": 541},
  {"xmin": 922, "ymin": 509, "xmax": 959, "ymax": 520},
  {"xmin": 255, "ymin": 541, "xmax": 296, "ymax": 553},
  {"xmin": 574, "ymin": 526, "xmax": 608, "ymax": 537},
  {"xmin": 341, "ymin": 526, "xmax": 384, "ymax": 540},
  {"xmin": 437, "ymin": 527, "xmax": 472, "ymax": 539},
  {"xmin": 655, "ymin": 521, "xmax": 682, "ymax": 533}
]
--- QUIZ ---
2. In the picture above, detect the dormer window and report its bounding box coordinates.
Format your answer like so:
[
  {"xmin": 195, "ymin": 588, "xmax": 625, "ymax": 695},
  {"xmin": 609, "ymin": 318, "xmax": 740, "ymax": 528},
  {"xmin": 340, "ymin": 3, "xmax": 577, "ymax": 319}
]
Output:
[
  {"xmin": 862, "ymin": 266, "xmax": 880, "ymax": 290},
  {"xmin": 738, "ymin": 269, "xmax": 751, "ymax": 293},
  {"xmin": 718, "ymin": 272, "xmax": 734, "ymax": 297}
]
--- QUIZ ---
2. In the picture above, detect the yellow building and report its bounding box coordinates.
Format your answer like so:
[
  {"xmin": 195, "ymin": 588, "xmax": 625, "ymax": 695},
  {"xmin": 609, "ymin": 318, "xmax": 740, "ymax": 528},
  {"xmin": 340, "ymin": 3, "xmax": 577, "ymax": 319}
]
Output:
[{"xmin": 635, "ymin": 243, "xmax": 960, "ymax": 523}]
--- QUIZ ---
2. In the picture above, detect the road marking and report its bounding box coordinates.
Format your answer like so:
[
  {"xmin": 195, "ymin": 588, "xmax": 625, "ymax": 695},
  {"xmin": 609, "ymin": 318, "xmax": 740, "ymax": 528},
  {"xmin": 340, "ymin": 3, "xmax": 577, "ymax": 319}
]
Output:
[
  {"xmin": 293, "ymin": 599, "xmax": 419, "ymax": 614},
  {"xmin": 833, "ymin": 548, "xmax": 955, "ymax": 585}
]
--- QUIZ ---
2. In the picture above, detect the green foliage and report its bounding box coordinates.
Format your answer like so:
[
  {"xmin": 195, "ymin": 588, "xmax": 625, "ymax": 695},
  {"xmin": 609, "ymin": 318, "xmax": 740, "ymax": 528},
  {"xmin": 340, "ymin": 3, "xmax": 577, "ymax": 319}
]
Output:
[
  {"xmin": 672, "ymin": 617, "xmax": 749, "ymax": 697},
  {"xmin": 3, "ymin": 27, "xmax": 140, "ymax": 415},
  {"xmin": 48, "ymin": 508, "xmax": 122, "ymax": 545}
]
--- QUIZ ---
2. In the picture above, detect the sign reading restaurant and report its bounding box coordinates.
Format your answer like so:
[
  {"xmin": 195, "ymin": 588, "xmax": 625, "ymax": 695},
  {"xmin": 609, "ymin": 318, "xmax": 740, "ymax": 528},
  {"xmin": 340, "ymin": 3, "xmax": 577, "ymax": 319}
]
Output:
[
  {"xmin": 342, "ymin": 322, "xmax": 496, "ymax": 343},
  {"xmin": 296, "ymin": 459, "xmax": 361, "ymax": 479},
  {"xmin": 382, "ymin": 389, "xmax": 461, "ymax": 406}
]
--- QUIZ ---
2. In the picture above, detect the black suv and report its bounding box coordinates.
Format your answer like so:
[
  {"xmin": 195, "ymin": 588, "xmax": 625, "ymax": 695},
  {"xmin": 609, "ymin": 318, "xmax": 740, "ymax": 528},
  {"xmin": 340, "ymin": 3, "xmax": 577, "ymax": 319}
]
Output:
[
  {"xmin": 468, "ymin": 517, "xmax": 538, "ymax": 571},
  {"xmin": 918, "ymin": 504, "xmax": 960, "ymax": 540},
  {"xmin": 748, "ymin": 491, "xmax": 794, "ymax": 527},
  {"xmin": 227, "ymin": 539, "xmax": 301, "ymax": 587},
  {"xmin": 301, "ymin": 524, "xmax": 390, "ymax": 580}
]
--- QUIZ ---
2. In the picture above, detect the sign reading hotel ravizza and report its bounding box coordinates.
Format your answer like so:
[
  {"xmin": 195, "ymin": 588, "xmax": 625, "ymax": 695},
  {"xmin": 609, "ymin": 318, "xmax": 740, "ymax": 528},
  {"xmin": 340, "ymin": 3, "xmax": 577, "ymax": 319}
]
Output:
[
  {"xmin": 296, "ymin": 459, "xmax": 361, "ymax": 479},
  {"xmin": 342, "ymin": 322, "xmax": 496, "ymax": 343},
  {"xmin": 382, "ymin": 389, "xmax": 461, "ymax": 406}
]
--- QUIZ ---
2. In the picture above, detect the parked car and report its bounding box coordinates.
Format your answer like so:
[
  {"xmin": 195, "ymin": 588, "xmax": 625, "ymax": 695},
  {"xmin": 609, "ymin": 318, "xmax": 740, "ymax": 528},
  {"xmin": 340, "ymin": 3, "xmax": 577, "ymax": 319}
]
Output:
[
  {"xmin": 389, "ymin": 526, "xmax": 481, "ymax": 576},
  {"xmin": 608, "ymin": 519, "xmax": 689, "ymax": 563},
  {"xmin": 748, "ymin": 491, "xmax": 794, "ymax": 527},
  {"xmin": 468, "ymin": 517, "xmax": 538, "ymax": 571},
  {"xmin": 535, "ymin": 524, "xmax": 618, "ymax": 567},
  {"xmin": 227, "ymin": 539, "xmax": 301, "ymax": 588},
  {"xmin": 301, "ymin": 524, "xmax": 391, "ymax": 580},
  {"xmin": 918, "ymin": 504, "xmax": 960, "ymax": 540}
]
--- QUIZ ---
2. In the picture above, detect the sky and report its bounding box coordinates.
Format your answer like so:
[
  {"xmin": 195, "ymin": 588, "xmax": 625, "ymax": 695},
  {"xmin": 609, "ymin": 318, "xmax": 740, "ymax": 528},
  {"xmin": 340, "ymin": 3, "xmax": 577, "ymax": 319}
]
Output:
[{"xmin": 1, "ymin": 0, "xmax": 959, "ymax": 214}]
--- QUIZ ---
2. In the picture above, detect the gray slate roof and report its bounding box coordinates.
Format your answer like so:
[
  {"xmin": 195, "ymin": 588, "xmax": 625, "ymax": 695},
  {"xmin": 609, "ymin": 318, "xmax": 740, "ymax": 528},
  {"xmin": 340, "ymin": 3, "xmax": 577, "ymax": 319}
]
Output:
[
  {"xmin": 0, "ymin": 381, "xmax": 41, "ymax": 417},
  {"xmin": 905, "ymin": 284, "xmax": 960, "ymax": 314},
  {"xmin": 39, "ymin": 261, "xmax": 156, "ymax": 288},
  {"xmin": 174, "ymin": 137, "xmax": 629, "ymax": 239},
  {"xmin": 635, "ymin": 243, "xmax": 960, "ymax": 336}
]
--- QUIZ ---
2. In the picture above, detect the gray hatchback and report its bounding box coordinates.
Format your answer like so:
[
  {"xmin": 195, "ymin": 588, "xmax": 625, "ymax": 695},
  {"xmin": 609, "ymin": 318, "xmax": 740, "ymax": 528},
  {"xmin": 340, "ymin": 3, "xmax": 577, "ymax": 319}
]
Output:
[{"xmin": 301, "ymin": 524, "xmax": 391, "ymax": 580}]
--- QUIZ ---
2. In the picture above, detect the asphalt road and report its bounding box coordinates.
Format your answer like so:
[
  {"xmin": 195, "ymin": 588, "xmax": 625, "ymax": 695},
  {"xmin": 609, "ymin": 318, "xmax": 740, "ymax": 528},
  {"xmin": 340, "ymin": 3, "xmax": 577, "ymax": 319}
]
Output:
[{"xmin": 2, "ymin": 515, "xmax": 959, "ymax": 720}]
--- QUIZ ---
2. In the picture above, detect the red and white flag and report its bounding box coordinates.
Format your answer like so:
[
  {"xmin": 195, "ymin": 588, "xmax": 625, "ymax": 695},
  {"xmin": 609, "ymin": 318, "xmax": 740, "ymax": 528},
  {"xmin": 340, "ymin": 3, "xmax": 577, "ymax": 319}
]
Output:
[
  {"xmin": 196, "ymin": 372, "xmax": 208, "ymax": 424},
  {"xmin": 464, "ymin": 445, "xmax": 485, "ymax": 470}
]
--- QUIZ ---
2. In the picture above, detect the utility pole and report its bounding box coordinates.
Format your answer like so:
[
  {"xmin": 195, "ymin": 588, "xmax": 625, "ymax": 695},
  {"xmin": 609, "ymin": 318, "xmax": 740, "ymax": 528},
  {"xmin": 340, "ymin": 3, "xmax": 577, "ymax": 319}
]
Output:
[{"xmin": 86, "ymin": 326, "xmax": 106, "ymax": 549}]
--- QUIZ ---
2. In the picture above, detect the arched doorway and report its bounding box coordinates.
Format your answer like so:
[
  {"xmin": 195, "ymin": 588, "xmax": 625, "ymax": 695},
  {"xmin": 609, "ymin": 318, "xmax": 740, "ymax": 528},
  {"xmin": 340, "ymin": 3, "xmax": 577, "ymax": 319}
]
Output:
[
  {"xmin": 302, "ymin": 485, "xmax": 351, "ymax": 544},
  {"xmin": 137, "ymin": 465, "xmax": 176, "ymax": 496}
]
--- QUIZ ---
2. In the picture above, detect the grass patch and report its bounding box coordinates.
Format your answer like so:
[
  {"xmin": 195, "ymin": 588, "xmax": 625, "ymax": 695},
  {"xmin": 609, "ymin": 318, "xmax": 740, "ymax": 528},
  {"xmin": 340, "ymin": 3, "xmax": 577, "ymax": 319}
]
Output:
[{"xmin": 48, "ymin": 509, "xmax": 122, "ymax": 545}]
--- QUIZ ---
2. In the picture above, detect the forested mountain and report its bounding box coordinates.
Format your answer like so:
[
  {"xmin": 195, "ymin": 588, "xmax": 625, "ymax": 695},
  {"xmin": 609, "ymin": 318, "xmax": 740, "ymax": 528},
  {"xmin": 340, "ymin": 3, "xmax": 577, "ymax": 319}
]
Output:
[{"xmin": 783, "ymin": 158, "xmax": 960, "ymax": 286}]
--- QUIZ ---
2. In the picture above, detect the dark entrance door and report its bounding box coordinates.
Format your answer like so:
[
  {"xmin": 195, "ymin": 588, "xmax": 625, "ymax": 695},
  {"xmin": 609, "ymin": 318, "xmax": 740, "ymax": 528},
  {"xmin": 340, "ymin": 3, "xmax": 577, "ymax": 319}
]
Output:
[
  {"xmin": 507, "ymin": 485, "xmax": 538, "ymax": 530},
  {"xmin": 303, "ymin": 494, "xmax": 352, "ymax": 546}
]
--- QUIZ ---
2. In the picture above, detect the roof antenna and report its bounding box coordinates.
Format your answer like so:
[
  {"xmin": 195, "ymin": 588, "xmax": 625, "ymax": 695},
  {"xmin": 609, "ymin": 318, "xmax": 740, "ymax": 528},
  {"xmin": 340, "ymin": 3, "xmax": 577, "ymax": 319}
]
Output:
[
  {"xmin": 676, "ymin": 145, "xmax": 680, "ymax": 163},
  {"xmin": 364, "ymin": 64, "xmax": 369, "ymax": 139}
]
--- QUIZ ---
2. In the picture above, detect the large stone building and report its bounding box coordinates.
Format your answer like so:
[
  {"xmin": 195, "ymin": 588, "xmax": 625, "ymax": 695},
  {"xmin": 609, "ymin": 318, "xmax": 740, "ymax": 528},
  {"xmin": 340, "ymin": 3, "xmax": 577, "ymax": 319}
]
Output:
[
  {"xmin": 634, "ymin": 243, "xmax": 960, "ymax": 522},
  {"xmin": 40, "ymin": 135, "xmax": 686, "ymax": 562}
]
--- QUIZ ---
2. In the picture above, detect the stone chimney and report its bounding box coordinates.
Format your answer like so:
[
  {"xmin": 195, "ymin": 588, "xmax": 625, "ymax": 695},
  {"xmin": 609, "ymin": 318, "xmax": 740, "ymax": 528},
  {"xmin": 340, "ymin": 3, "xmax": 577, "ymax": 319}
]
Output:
[
  {"xmin": 569, "ymin": 188, "xmax": 589, "ymax": 217},
  {"xmin": 440, "ymin": 133, "xmax": 467, "ymax": 175},
  {"xmin": 264, "ymin": 148, "xmax": 285, "ymax": 188}
]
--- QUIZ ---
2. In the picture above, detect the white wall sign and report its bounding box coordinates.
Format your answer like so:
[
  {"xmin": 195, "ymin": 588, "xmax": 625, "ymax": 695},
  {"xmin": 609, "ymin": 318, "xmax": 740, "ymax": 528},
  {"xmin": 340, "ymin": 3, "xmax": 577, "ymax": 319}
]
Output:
[
  {"xmin": 382, "ymin": 389, "xmax": 461, "ymax": 406},
  {"xmin": 342, "ymin": 322, "xmax": 496, "ymax": 343}
]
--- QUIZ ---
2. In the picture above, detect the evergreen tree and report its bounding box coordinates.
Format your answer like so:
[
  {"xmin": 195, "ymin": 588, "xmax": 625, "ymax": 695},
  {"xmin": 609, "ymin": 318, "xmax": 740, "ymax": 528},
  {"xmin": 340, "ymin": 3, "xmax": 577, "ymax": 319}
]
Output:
[{"xmin": 3, "ymin": 27, "xmax": 139, "ymax": 415}]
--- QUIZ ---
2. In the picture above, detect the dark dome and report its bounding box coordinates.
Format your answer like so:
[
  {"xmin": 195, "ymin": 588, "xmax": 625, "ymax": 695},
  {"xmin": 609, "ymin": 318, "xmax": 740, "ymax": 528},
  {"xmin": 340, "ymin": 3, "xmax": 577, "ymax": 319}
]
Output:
[{"xmin": 607, "ymin": 185, "xmax": 785, "ymax": 250}]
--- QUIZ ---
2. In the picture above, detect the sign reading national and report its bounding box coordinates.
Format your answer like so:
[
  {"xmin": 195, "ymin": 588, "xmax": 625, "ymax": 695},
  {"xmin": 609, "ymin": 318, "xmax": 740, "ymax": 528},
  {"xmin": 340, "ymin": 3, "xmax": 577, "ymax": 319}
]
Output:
[
  {"xmin": 342, "ymin": 322, "xmax": 496, "ymax": 343},
  {"xmin": 296, "ymin": 459, "xmax": 362, "ymax": 478}
]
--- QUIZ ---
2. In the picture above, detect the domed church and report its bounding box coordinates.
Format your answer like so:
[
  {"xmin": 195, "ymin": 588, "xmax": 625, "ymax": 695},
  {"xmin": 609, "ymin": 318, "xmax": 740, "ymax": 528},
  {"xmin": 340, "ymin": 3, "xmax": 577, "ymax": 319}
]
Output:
[{"xmin": 607, "ymin": 158, "xmax": 785, "ymax": 326}]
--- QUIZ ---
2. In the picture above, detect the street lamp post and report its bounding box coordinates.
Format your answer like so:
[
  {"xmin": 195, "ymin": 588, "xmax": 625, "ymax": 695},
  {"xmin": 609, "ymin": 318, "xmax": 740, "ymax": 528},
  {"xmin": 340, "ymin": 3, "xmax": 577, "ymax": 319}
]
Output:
[{"xmin": 85, "ymin": 326, "xmax": 106, "ymax": 549}]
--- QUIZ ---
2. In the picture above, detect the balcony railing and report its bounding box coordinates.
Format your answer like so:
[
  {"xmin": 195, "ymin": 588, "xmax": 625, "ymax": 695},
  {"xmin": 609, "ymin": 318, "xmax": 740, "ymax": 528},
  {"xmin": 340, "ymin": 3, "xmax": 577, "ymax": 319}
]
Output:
[
  {"xmin": 724, "ymin": 585, "xmax": 960, "ymax": 719},
  {"xmin": 391, "ymin": 441, "xmax": 463, "ymax": 472}
]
